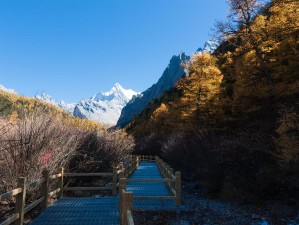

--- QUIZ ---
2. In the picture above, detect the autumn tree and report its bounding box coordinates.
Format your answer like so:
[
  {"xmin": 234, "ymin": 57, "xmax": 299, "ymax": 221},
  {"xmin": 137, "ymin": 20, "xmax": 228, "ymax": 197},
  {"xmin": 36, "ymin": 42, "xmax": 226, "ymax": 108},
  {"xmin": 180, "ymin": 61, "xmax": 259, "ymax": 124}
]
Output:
[{"xmin": 177, "ymin": 53, "xmax": 223, "ymax": 132}]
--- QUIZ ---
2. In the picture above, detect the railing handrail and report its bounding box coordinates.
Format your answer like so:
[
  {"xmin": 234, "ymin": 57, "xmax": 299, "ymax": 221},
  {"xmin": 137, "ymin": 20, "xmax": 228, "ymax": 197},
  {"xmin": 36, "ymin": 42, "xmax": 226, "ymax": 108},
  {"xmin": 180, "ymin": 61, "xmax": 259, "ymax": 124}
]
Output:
[
  {"xmin": 1, "ymin": 155, "xmax": 180, "ymax": 225},
  {"xmin": 0, "ymin": 171, "xmax": 62, "ymax": 225}
]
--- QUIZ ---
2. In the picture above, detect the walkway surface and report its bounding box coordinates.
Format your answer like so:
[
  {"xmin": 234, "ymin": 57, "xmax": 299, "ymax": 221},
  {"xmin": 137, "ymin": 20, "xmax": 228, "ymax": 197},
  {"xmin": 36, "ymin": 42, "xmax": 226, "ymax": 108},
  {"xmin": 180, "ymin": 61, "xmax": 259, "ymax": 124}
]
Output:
[
  {"xmin": 127, "ymin": 162, "xmax": 175, "ymax": 210},
  {"xmin": 30, "ymin": 197, "xmax": 119, "ymax": 225},
  {"xmin": 30, "ymin": 161, "xmax": 175, "ymax": 225}
]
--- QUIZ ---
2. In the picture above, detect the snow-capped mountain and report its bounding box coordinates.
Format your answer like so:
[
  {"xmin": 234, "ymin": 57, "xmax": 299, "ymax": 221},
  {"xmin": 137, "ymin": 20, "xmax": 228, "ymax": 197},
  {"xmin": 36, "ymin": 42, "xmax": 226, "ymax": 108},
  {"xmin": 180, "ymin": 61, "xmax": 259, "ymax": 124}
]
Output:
[
  {"xmin": 35, "ymin": 93, "xmax": 76, "ymax": 114},
  {"xmin": 35, "ymin": 83, "xmax": 137, "ymax": 126},
  {"xmin": 0, "ymin": 84, "xmax": 17, "ymax": 94},
  {"xmin": 73, "ymin": 83, "xmax": 137, "ymax": 126},
  {"xmin": 196, "ymin": 39, "xmax": 220, "ymax": 54}
]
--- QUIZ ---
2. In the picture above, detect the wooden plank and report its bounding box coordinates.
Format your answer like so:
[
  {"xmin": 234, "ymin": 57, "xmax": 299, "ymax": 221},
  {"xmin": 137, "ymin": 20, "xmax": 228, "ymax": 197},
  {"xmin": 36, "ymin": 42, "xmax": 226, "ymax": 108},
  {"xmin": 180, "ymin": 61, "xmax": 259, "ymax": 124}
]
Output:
[
  {"xmin": 127, "ymin": 210, "xmax": 134, "ymax": 225},
  {"xmin": 26, "ymin": 178, "xmax": 46, "ymax": 189},
  {"xmin": 49, "ymin": 173, "xmax": 62, "ymax": 180},
  {"xmin": 170, "ymin": 188, "xmax": 176, "ymax": 195},
  {"xmin": 112, "ymin": 167, "xmax": 117, "ymax": 195},
  {"xmin": 41, "ymin": 170, "xmax": 49, "ymax": 209},
  {"xmin": 24, "ymin": 197, "xmax": 45, "ymax": 214},
  {"xmin": 0, "ymin": 188, "xmax": 22, "ymax": 201},
  {"xmin": 64, "ymin": 172, "xmax": 113, "ymax": 177},
  {"xmin": 63, "ymin": 187, "xmax": 113, "ymax": 191},
  {"xmin": 126, "ymin": 178, "xmax": 175, "ymax": 183},
  {"xmin": 14, "ymin": 177, "xmax": 26, "ymax": 225},
  {"xmin": 175, "ymin": 171, "xmax": 181, "ymax": 206},
  {"xmin": 122, "ymin": 192, "xmax": 133, "ymax": 225},
  {"xmin": 48, "ymin": 188, "xmax": 61, "ymax": 197},
  {"xmin": 133, "ymin": 196, "xmax": 176, "ymax": 200},
  {"xmin": 0, "ymin": 213, "xmax": 19, "ymax": 225},
  {"xmin": 57, "ymin": 167, "xmax": 64, "ymax": 199}
]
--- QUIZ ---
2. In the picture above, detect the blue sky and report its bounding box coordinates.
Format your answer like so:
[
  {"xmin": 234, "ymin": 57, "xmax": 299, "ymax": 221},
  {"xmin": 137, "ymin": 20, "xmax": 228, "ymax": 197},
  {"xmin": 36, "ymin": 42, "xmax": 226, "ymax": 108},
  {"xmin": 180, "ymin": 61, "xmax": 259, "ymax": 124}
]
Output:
[{"xmin": 0, "ymin": 0, "xmax": 228, "ymax": 102}]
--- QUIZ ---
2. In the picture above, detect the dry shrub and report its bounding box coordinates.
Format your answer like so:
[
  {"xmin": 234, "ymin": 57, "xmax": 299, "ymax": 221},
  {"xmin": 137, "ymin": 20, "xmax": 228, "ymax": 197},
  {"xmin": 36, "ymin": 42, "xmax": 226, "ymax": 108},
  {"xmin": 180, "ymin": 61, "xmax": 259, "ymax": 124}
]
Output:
[
  {"xmin": 0, "ymin": 110, "xmax": 83, "ymax": 193},
  {"xmin": 0, "ymin": 109, "xmax": 135, "ymax": 193},
  {"xmin": 71, "ymin": 129, "xmax": 135, "ymax": 172},
  {"xmin": 161, "ymin": 130, "xmax": 278, "ymax": 199}
]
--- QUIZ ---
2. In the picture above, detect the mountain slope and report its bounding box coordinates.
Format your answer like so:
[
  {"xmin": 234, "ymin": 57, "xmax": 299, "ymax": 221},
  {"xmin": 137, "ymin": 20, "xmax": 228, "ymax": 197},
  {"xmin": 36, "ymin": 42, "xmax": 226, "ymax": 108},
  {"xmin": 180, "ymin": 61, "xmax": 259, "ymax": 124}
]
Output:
[
  {"xmin": 117, "ymin": 40, "xmax": 219, "ymax": 127},
  {"xmin": 116, "ymin": 52, "xmax": 189, "ymax": 127}
]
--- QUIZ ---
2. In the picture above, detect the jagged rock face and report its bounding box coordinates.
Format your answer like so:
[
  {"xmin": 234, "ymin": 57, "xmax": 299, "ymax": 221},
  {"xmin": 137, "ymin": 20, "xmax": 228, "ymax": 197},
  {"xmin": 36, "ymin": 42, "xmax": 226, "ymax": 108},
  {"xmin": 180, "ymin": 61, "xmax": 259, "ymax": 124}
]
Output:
[
  {"xmin": 116, "ymin": 52, "xmax": 190, "ymax": 127},
  {"xmin": 117, "ymin": 40, "xmax": 219, "ymax": 128},
  {"xmin": 35, "ymin": 83, "xmax": 137, "ymax": 127}
]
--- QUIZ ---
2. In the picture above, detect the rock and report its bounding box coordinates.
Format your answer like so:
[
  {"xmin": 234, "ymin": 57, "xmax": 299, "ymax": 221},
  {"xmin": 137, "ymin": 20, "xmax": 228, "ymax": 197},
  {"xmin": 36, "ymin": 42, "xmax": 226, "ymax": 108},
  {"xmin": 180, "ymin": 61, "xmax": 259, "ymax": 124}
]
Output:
[
  {"xmin": 252, "ymin": 214, "xmax": 261, "ymax": 219},
  {"xmin": 251, "ymin": 220, "xmax": 269, "ymax": 225},
  {"xmin": 179, "ymin": 220, "xmax": 190, "ymax": 225}
]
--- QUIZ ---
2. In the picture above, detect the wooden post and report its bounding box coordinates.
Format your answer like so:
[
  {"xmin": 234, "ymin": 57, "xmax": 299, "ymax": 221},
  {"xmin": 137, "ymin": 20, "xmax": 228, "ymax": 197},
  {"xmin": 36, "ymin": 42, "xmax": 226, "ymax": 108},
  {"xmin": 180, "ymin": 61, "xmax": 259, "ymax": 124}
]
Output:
[
  {"xmin": 119, "ymin": 171, "xmax": 124, "ymax": 179},
  {"xmin": 112, "ymin": 167, "xmax": 117, "ymax": 195},
  {"xmin": 119, "ymin": 178, "xmax": 126, "ymax": 225},
  {"xmin": 14, "ymin": 177, "xmax": 26, "ymax": 225},
  {"xmin": 42, "ymin": 169, "xmax": 49, "ymax": 209},
  {"xmin": 169, "ymin": 168, "xmax": 174, "ymax": 189},
  {"xmin": 122, "ymin": 192, "xmax": 133, "ymax": 225},
  {"xmin": 57, "ymin": 167, "xmax": 64, "ymax": 199},
  {"xmin": 175, "ymin": 171, "xmax": 181, "ymax": 206}
]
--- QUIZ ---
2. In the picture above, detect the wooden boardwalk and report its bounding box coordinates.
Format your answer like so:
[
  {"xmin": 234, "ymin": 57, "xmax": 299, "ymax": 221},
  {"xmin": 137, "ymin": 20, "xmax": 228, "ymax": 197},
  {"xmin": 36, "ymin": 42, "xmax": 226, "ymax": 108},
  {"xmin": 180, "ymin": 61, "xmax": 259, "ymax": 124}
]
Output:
[
  {"xmin": 30, "ymin": 197, "xmax": 119, "ymax": 225},
  {"xmin": 0, "ymin": 156, "xmax": 181, "ymax": 225},
  {"xmin": 127, "ymin": 162, "xmax": 176, "ymax": 210}
]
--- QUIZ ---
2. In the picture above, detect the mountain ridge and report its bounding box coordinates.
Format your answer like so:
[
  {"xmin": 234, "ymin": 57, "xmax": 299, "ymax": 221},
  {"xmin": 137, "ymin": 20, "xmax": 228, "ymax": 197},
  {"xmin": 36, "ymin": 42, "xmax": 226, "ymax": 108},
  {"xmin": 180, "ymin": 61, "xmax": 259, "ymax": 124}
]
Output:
[{"xmin": 36, "ymin": 83, "xmax": 137, "ymax": 126}]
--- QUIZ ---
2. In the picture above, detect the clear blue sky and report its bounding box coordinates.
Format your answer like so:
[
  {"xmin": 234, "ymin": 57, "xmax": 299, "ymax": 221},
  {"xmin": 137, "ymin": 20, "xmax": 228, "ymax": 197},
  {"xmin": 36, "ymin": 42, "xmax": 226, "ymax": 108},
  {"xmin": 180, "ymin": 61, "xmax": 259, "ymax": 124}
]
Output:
[{"xmin": 0, "ymin": 0, "xmax": 228, "ymax": 102}]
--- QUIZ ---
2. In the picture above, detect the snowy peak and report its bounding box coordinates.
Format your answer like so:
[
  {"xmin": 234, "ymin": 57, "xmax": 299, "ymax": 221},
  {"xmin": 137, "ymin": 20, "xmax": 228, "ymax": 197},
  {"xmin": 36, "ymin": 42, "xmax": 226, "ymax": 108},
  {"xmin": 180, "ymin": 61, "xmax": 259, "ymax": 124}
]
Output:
[
  {"xmin": 76, "ymin": 83, "xmax": 138, "ymax": 126},
  {"xmin": 94, "ymin": 83, "xmax": 137, "ymax": 102},
  {"xmin": 0, "ymin": 84, "xmax": 17, "ymax": 94},
  {"xmin": 35, "ymin": 93, "xmax": 76, "ymax": 114},
  {"xmin": 196, "ymin": 39, "xmax": 220, "ymax": 54},
  {"xmin": 35, "ymin": 93, "xmax": 57, "ymax": 105},
  {"xmin": 34, "ymin": 83, "xmax": 137, "ymax": 127}
]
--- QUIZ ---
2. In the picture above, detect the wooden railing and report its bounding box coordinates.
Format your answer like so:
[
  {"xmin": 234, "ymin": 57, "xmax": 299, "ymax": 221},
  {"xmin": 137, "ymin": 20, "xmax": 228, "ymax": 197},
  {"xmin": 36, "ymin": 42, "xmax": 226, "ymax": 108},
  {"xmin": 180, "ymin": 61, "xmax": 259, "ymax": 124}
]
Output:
[
  {"xmin": 155, "ymin": 156, "xmax": 181, "ymax": 206},
  {"xmin": 0, "ymin": 167, "xmax": 121, "ymax": 225},
  {"xmin": 1, "ymin": 155, "xmax": 180, "ymax": 225},
  {"xmin": 0, "ymin": 170, "xmax": 62, "ymax": 225},
  {"xmin": 118, "ymin": 155, "xmax": 181, "ymax": 225},
  {"xmin": 119, "ymin": 178, "xmax": 134, "ymax": 225}
]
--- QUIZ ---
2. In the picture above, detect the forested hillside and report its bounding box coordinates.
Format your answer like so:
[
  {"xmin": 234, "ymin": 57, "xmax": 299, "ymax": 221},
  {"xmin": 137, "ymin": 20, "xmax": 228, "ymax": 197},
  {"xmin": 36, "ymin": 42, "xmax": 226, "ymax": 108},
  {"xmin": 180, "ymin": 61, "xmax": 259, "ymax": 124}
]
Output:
[{"xmin": 127, "ymin": 0, "xmax": 299, "ymax": 203}]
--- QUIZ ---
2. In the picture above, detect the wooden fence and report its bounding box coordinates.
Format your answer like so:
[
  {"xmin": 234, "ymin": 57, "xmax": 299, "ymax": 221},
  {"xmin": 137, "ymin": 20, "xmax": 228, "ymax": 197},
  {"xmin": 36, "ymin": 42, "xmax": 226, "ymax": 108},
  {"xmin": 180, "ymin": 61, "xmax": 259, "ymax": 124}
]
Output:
[
  {"xmin": 0, "ymin": 170, "xmax": 62, "ymax": 225},
  {"xmin": 0, "ymin": 155, "xmax": 180, "ymax": 225}
]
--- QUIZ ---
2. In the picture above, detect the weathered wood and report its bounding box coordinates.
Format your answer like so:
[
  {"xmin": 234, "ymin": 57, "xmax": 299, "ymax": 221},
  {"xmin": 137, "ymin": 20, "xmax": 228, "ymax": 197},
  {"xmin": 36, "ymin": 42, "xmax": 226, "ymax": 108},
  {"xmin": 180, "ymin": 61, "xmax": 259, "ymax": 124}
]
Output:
[
  {"xmin": 57, "ymin": 167, "xmax": 64, "ymax": 199},
  {"xmin": 0, "ymin": 188, "xmax": 22, "ymax": 201},
  {"xmin": 112, "ymin": 167, "xmax": 117, "ymax": 195},
  {"xmin": 119, "ymin": 171, "xmax": 124, "ymax": 179},
  {"xmin": 14, "ymin": 177, "xmax": 26, "ymax": 225},
  {"xmin": 119, "ymin": 178, "xmax": 126, "ymax": 225},
  {"xmin": 48, "ymin": 188, "xmax": 61, "ymax": 197},
  {"xmin": 24, "ymin": 197, "xmax": 45, "ymax": 214},
  {"xmin": 175, "ymin": 171, "xmax": 181, "ymax": 206},
  {"xmin": 26, "ymin": 178, "xmax": 46, "ymax": 189},
  {"xmin": 1, "ymin": 213, "xmax": 19, "ymax": 225},
  {"xmin": 64, "ymin": 172, "xmax": 113, "ymax": 177},
  {"xmin": 127, "ymin": 209, "xmax": 134, "ymax": 225},
  {"xmin": 49, "ymin": 173, "xmax": 62, "ymax": 180},
  {"xmin": 63, "ymin": 186, "xmax": 112, "ymax": 191},
  {"xmin": 41, "ymin": 170, "xmax": 49, "ymax": 209},
  {"xmin": 122, "ymin": 191, "xmax": 133, "ymax": 225},
  {"xmin": 170, "ymin": 188, "xmax": 176, "ymax": 196}
]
